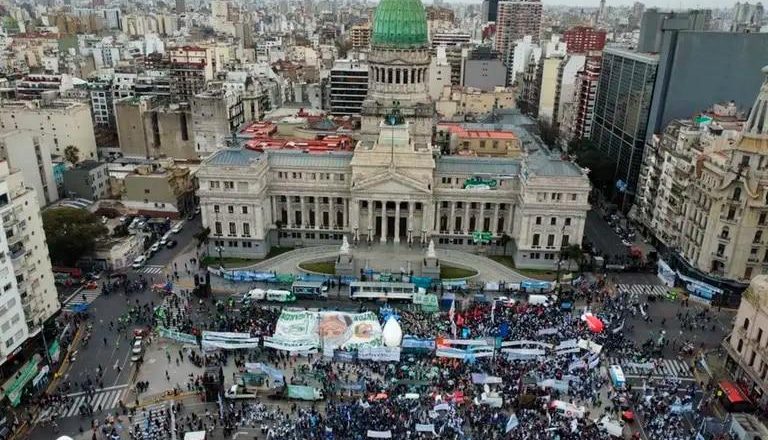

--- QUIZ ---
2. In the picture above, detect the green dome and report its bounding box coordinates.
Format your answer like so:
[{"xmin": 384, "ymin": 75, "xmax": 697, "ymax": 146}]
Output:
[{"xmin": 371, "ymin": 0, "xmax": 429, "ymax": 49}]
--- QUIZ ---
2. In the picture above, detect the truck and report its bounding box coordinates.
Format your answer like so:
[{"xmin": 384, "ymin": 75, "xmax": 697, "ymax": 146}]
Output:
[{"xmin": 224, "ymin": 384, "xmax": 259, "ymax": 400}]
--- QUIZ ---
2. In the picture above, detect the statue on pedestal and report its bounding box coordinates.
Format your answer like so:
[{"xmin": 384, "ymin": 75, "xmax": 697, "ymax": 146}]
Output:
[
  {"xmin": 340, "ymin": 235, "xmax": 351, "ymax": 255},
  {"xmin": 426, "ymin": 239, "xmax": 436, "ymax": 259}
]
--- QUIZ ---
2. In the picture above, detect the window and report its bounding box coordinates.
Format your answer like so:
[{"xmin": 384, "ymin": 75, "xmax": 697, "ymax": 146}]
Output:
[
  {"xmin": 532, "ymin": 234, "xmax": 540, "ymax": 247},
  {"xmin": 755, "ymin": 230, "xmax": 763, "ymax": 244},
  {"xmin": 242, "ymin": 206, "xmax": 248, "ymax": 214},
  {"xmin": 733, "ymin": 187, "xmax": 742, "ymax": 201},
  {"xmin": 562, "ymin": 235, "xmax": 569, "ymax": 246},
  {"xmin": 757, "ymin": 328, "xmax": 764, "ymax": 345},
  {"xmin": 228, "ymin": 222, "xmax": 236, "ymax": 236},
  {"xmin": 760, "ymin": 212, "xmax": 767, "ymax": 225},
  {"xmin": 727, "ymin": 208, "xmax": 736, "ymax": 220},
  {"xmin": 570, "ymin": 194, "xmax": 577, "ymax": 201},
  {"xmin": 547, "ymin": 234, "xmax": 555, "ymax": 247},
  {"xmin": 144, "ymin": 189, "xmax": 150, "ymax": 194},
  {"xmin": 214, "ymin": 205, "xmax": 220, "ymax": 214},
  {"xmin": 228, "ymin": 206, "xmax": 234, "ymax": 214},
  {"xmin": 550, "ymin": 217, "xmax": 557, "ymax": 226},
  {"xmin": 535, "ymin": 216, "xmax": 542, "ymax": 225},
  {"xmin": 565, "ymin": 218, "xmax": 572, "ymax": 226},
  {"xmin": 737, "ymin": 338, "xmax": 744, "ymax": 352},
  {"xmin": 224, "ymin": 181, "xmax": 234, "ymax": 190},
  {"xmin": 214, "ymin": 221, "xmax": 222, "ymax": 236},
  {"xmin": 242, "ymin": 241, "xmax": 252, "ymax": 248},
  {"xmin": 744, "ymin": 318, "xmax": 751, "ymax": 331},
  {"xmin": 242, "ymin": 223, "xmax": 250, "ymax": 237}
]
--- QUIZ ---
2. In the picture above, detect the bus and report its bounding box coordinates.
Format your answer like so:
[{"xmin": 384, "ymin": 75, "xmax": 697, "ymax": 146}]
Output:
[
  {"xmin": 291, "ymin": 281, "xmax": 328, "ymax": 299},
  {"xmin": 349, "ymin": 281, "xmax": 418, "ymax": 301},
  {"xmin": 608, "ymin": 365, "xmax": 626, "ymax": 389},
  {"xmin": 266, "ymin": 289, "xmax": 296, "ymax": 303}
]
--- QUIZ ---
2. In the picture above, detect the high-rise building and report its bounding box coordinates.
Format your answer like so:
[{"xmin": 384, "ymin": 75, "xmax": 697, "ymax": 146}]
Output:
[
  {"xmin": 329, "ymin": 59, "xmax": 369, "ymax": 116},
  {"xmin": 495, "ymin": 0, "xmax": 542, "ymax": 83},
  {"xmin": 482, "ymin": 0, "xmax": 499, "ymax": 22},
  {"xmin": 563, "ymin": 56, "xmax": 601, "ymax": 142},
  {"xmin": 731, "ymin": 2, "xmax": 764, "ymax": 32},
  {"xmin": 563, "ymin": 26, "xmax": 606, "ymax": 54},
  {"xmin": 637, "ymin": 8, "xmax": 710, "ymax": 53},
  {"xmin": 590, "ymin": 48, "xmax": 658, "ymax": 198},
  {"xmin": 0, "ymin": 132, "xmax": 58, "ymax": 207},
  {"xmin": 350, "ymin": 24, "xmax": 372, "ymax": 50},
  {"xmin": 462, "ymin": 46, "xmax": 507, "ymax": 91},
  {"xmin": 431, "ymin": 32, "xmax": 471, "ymax": 48},
  {"xmin": 169, "ymin": 46, "xmax": 207, "ymax": 101}
]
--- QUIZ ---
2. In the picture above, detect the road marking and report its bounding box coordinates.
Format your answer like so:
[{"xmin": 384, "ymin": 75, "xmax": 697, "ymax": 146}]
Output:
[{"xmin": 66, "ymin": 383, "xmax": 129, "ymax": 398}]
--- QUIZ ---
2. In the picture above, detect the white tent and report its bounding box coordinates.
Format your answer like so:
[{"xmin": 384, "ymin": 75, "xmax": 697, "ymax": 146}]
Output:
[
  {"xmin": 183, "ymin": 432, "xmax": 206, "ymax": 440},
  {"xmin": 382, "ymin": 316, "xmax": 403, "ymax": 347}
]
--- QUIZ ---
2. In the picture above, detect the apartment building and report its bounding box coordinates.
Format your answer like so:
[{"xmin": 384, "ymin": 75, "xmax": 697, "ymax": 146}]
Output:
[
  {"xmin": 0, "ymin": 100, "xmax": 98, "ymax": 162},
  {"xmin": 0, "ymin": 131, "xmax": 58, "ymax": 207},
  {"xmin": 329, "ymin": 59, "xmax": 369, "ymax": 116}
]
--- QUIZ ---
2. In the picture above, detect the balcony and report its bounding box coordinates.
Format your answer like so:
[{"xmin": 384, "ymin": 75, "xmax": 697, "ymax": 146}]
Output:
[
  {"xmin": 718, "ymin": 235, "xmax": 730, "ymax": 243},
  {"xmin": 712, "ymin": 252, "xmax": 728, "ymax": 262},
  {"xmin": 748, "ymin": 256, "xmax": 760, "ymax": 263}
]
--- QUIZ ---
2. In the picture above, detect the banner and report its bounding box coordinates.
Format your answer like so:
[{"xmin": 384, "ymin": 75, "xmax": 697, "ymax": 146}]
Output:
[
  {"xmin": 5, "ymin": 357, "xmax": 39, "ymax": 406},
  {"xmin": 358, "ymin": 346, "xmax": 401, "ymax": 362},
  {"xmin": 264, "ymin": 310, "xmax": 319, "ymax": 352},
  {"xmin": 442, "ymin": 339, "xmax": 492, "ymax": 346},
  {"xmin": 555, "ymin": 348, "xmax": 581, "ymax": 356},
  {"xmin": 158, "ymin": 327, "xmax": 197, "ymax": 345},
  {"xmin": 555, "ymin": 339, "xmax": 578, "ymax": 351},
  {"xmin": 538, "ymin": 379, "xmax": 569, "ymax": 393},
  {"xmin": 471, "ymin": 374, "xmax": 503, "ymax": 384},
  {"xmin": 505, "ymin": 413, "xmax": 519, "ymax": 432},
  {"xmin": 577, "ymin": 339, "xmax": 603, "ymax": 354},
  {"xmin": 319, "ymin": 311, "xmax": 383, "ymax": 350},
  {"xmin": 48, "ymin": 340, "xmax": 61, "ymax": 363},
  {"xmin": 202, "ymin": 339, "xmax": 260, "ymax": 350},
  {"xmin": 433, "ymin": 403, "xmax": 451, "ymax": 412},
  {"xmin": 501, "ymin": 340, "xmax": 554, "ymax": 349},
  {"xmin": 339, "ymin": 381, "xmax": 366, "ymax": 392},
  {"xmin": 367, "ymin": 431, "xmax": 392, "ymax": 439},
  {"xmin": 244, "ymin": 363, "xmax": 285, "ymax": 385},
  {"xmin": 436, "ymin": 346, "xmax": 494, "ymax": 360},
  {"xmin": 536, "ymin": 327, "xmax": 558, "ymax": 336},
  {"xmin": 286, "ymin": 385, "xmax": 321, "ymax": 401},
  {"xmin": 415, "ymin": 424, "xmax": 435, "ymax": 433},
  {"xmin": 402, "ymin": 337, "xmax": 435, "ymax": 350},
  {"xmin": 265, "ymin": 310, "xmax": 383, "ymax": 351},
  {"xmin": 501, "ymin": 348, "xmax": 545, "ymax": 360}
]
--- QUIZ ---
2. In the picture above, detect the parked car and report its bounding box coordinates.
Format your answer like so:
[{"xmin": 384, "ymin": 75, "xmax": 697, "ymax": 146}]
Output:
[
  {"xmin": 166, "ymin": 239, "xmax": 177, "ymax": 249},
  {"xmin": 150, "ymin": 242, "xmax": 160, "ymax": 253},
  {"xmin": 171, "ymin": 221, "xmax": 184, "ymax": 234},
  {"xmin": 131, "ymin": 256, "xmax": 147, "ymax": 269}
]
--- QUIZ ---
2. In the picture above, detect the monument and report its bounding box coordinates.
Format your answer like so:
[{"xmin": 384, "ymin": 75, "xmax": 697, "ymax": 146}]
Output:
[
  {"xmin": 422, "ymin": 239, "xmax": 440, "ymax": 279},
  {"xmin": 335, "ymin": 235, "xmax": 355, "ymax": 277}
]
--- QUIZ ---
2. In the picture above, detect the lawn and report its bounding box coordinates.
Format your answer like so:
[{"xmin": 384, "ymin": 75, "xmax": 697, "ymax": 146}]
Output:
[
  {"xmin": 299, "ymin": 261, "xmax": 336, "ymax": 274},
  {"xmin": 440, "ymin": 265, "xmax": 477, "ymax": 279},
  {"xmin": 201, "ymin": 246, "xmax": 295, "ymax": 268},
  {"xmin": 490, "ymin": 256, "xmax": 559, "ymax": 281}
]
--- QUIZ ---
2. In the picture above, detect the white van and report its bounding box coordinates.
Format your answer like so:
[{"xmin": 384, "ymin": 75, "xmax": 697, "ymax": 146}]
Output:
[
  {"xmin": 528, "ymin": 294, "xmax": 552, "ymax": 306},
  {"xmin": 132, "ymin": 255, "xmax": 147, "ymax": 269},
  {"xmin": 243, "ymin": 288, "xmax": 266, "ymax": 302},
  {"xmin": 160, "ymin": 231, "xmax": 172, "ymax": 245}
]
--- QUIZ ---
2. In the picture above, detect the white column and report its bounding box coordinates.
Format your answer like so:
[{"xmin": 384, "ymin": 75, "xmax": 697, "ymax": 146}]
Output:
[
  {"xmin": 270, "ymin": 196, "xmax": 276, "ymax": 226},
  {"xmin": 449, "ymin": 201, "xmax": 456, "ymax": 233},
  {"xmin": 408, "ymin": 202, "xmax": 415, "ymax": 243},
  {"xmin": 479, "ymin": 202, "xmax": 486, "ymax": 231},
  {"xmin": 300, "ymin": 197, "xmax": 307, "ymax": 228},
  {"xmin": 314, "ymin": 197, "xmax": 320, "ymax": 229},
  {"xmin": 434, "ymin": 202, "xmax": 441, "ymax": 232},
  {"xmin": 329, "ymin": 197, "xmax": 334, "ymax": 229},
  {"xmin": 463, "ymin": 203, "xmax": 470, "ymax": 234},
  {"xmin": 286, "ymin": 196, "xmax": 294, "ymax": 227},
  {"xmin": 493, "ymin": 203, "xmax": 500, "ymax": 234},
  {"xmin": 394, "ymin": 201, "xmax": 401, "ymax": 243},
  {"xmin": 367, "ymin": 200, "xmax": 373, "ymax": 240},
  {"xmin": 343, "ymin": 198, "xmax": 349, "ymax": 228},
  {"xmin": 506, "ymin": 204, "xmax": 515, "ymax": 234},
  {"xmin": 380, "ymin": 200, "xmax": 388, "ymax": 242}
]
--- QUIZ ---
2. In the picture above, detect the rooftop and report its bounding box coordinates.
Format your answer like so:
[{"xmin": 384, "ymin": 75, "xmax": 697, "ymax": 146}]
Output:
[
  {"xmin": 205, "ymin": 148, "xmax": 263, "ymax": 167},
  {"xmin": 267, "ymin": 150, "xmax": 353, "ymax": 169},
  {"xmin": 526, "ymin": 155, "xmax": 586, "ymax": 178},
  {"xmin": 436, "ymin": 156, "xmax": 521, "ymax": 175},
  {"xmin": 438, "ymin": 123, "xmax": 518, "ymax": 140},
  {"xmin": 72, "ymin": 160, "xmax": 106, "ymax": 172}
]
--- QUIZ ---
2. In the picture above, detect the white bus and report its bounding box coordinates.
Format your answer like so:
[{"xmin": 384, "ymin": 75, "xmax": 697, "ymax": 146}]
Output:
[
  {"xmin": 291, "ymin": 281, "xmax": 328, "ymax": 299},
  {"xmin": 349, "ymin": 281, "xmax": 418, "ymax": 300},
  {"xmin": 266, "ymin": 289, "xmax": 296, "ymax": 302}
]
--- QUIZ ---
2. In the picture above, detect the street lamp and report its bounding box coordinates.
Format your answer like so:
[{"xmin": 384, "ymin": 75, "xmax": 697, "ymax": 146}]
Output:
[{"xmin": 215, "ymin": 245, "xmax": 223, "ymax": 268}]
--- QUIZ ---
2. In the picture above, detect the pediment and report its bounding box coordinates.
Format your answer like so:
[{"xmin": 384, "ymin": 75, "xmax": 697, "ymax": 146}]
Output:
[{"xmin": 353, "ymin": 168, "xmax": 432, "ymax": 195}]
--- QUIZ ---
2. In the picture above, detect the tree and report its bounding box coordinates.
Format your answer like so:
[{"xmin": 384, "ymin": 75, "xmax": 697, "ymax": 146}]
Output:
[
  {"xmin": 42, "ymin": 207, "xmax": 108, "ymax": 265},
  {"xmin": 536, "ymin": 118, "xmax": 560, "ymax": 148},
  {"xmin": 64, "ymin": 145, "xmax": 80, "ymax": 165},
  {"xmin": 559, "ymin": 244, "xmax": 584, "ymax": 272},
  {"xmin": 568, "ymin": 139, "xmax": 614, "ymax": 190},
  {"xmin": 194, "ymin": 227, "xmax": 210, "ymax": 248},
  {"xmin": 500, "ymin": 233, "xmax": 512, "ymax": 255}
]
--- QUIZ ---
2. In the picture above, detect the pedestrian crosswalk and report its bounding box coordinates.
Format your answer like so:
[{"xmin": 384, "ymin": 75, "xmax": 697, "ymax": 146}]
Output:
[
  {"xmin": 38, "ymin": 385, "xmax": 128, "ymax": 420},
  {"xmin": 606, "ymin": 357, "xmax": 695, "ymax": 380},
  {"xmin": 617, "ymin": 284, "xmax": 669, "ymax": 298},
  {"xmin": 137, "ymin": 265, "xmax": 165, "ymax": 274},
  {"xmin": 62, "ymin": 289, "xmax": 100, "ymax": 312}
]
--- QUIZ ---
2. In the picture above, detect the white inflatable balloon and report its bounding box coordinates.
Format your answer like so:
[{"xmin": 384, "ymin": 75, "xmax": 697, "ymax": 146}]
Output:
[
  {"xmin": 56, "ymin": 437, "xmax": 75, "ymax": 440},
  {"xmin": 382, "ymin": 316, "xmax": 403, "ymax": 347}
]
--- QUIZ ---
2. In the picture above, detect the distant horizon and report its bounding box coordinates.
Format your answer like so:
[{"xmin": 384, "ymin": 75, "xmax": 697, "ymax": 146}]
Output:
[{"xmin": 424, "ymin": 0, "xmax": 747, "ymax": 9}]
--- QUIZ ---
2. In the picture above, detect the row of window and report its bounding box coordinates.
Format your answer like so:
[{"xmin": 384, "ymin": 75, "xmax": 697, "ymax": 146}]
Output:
[
  {"xmin": 531, "ymin": 233, "xmax": 570, "ymax": 248},
  {"xmin": 275, "ymin": 172, "xmax": 346, "ymax": 182},
  {"xmin": 536, "ymin": 192, "xmax": 579, "ymax": 202},
  {"xmin": 214, "ymin": 221, "xmax": 251, "ymax": 237},
  {"xmin": 535, "ymin": 216, "xmax": 573, "ymax": 226},
  {"xmin": 212, "ymin": 240, "xmax": 254, "ymax": 249},
  {"xmin": 439, "ymin": 201, "xmax": 507, "ymax": 210},
  {"xmin": 528, "ymin": 252, "xmax": 558, "ymax": 260},
  {"xmin": 213, "ymin": 205, "xmax": 249, "ymax": 214}
]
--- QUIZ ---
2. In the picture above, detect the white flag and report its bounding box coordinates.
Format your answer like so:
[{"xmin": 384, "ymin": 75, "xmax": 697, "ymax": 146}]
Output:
[
  {"xmin": 505, "ymin": 413, "xmax": 519, "ymax": 432},
  {"xmin": 449, "ymin": 299, "xmax": 457, "ymax": 338}
]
